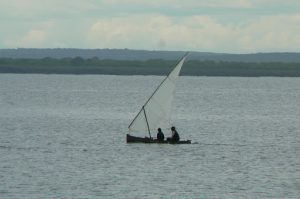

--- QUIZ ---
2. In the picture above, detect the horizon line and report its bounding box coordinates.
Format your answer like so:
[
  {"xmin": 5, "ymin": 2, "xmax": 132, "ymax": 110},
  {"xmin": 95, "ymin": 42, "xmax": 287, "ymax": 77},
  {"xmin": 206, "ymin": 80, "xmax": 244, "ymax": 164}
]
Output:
[{"xmin": 1, "ymin": 48, "xmax": 300, "ymax": 55}]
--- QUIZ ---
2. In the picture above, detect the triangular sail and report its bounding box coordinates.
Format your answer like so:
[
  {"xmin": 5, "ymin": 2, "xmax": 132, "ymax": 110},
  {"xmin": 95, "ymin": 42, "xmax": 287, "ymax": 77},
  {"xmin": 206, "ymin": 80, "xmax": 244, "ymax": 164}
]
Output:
[{"xmin": 128, "ymin": 54, "xmax": 188, "ymax": 137}]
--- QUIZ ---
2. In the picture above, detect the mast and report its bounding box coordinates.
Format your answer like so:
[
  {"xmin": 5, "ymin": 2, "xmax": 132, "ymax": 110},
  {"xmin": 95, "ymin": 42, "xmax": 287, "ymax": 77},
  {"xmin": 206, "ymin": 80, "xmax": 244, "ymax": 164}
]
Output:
[{"xmin": 143, "ymin": 106, "xmax": 152, "ymax": 138}]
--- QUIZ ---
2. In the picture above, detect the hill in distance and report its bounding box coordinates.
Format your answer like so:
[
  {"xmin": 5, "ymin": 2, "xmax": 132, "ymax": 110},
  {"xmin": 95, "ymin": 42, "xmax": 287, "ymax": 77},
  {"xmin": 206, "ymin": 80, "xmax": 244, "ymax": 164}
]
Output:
[{"xmin": 1, "ymin": 48, "xmax": 300, "ymax": 62}]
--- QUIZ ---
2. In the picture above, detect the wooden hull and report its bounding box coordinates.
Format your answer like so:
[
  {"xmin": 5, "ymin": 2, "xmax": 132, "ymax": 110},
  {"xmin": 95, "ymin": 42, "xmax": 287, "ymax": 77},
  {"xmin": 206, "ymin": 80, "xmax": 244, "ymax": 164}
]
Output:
[{"xmin": 126, "ymin": 134, "xmax": 191, "ymax": 144}]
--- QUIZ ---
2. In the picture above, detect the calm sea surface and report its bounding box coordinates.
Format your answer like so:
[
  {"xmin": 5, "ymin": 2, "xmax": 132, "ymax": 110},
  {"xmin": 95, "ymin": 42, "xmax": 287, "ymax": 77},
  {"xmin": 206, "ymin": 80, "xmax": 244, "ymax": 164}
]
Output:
[{"xmin": 0, "ymin": 74, "xmax": 300, "ymax": 199}]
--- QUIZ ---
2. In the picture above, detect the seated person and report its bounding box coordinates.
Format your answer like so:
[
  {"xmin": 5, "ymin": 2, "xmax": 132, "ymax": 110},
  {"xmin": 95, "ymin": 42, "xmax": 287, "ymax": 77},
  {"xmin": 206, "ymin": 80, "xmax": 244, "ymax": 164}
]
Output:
[
  {"xmin": 156, "ymin": 128, "xmax": 165, "ymax": 141},
  {"xmin": 167, "ymin": 126, "xmax": 180, "ymax": 142}
]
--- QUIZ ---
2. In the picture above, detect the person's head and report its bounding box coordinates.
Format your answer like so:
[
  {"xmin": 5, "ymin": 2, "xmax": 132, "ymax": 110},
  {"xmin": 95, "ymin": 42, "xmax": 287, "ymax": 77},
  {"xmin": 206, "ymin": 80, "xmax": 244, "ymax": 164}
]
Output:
[
  {"xmin": 171, "ymin": 126, "xmax": 176, "ymax": 131},
  {"xmin": 158, "ymin": 128, "xmax": 161, "ymax": 132}
]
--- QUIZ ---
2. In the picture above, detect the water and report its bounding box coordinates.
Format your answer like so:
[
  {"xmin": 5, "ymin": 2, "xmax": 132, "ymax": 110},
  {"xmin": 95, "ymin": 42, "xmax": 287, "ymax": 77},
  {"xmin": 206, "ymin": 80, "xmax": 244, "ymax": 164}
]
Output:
[{"xmin": 0, "ymin": 74, "xmax": 300, "ymax": 199}]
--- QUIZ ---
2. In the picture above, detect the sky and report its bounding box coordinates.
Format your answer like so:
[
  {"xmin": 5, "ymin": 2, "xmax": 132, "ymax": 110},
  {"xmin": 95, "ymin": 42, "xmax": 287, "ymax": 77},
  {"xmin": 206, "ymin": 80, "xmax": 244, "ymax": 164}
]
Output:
[{"xmin": 0, "ymin": 0, "xmax": 300, "ymax": 53}]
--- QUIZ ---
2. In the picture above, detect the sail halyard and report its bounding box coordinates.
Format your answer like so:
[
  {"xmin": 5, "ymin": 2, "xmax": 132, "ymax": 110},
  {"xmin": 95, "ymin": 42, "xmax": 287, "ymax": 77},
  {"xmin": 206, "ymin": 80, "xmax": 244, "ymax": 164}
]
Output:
[{"xmin": 128, "ymin": 53, "xmax": 188, "ymax": 135}]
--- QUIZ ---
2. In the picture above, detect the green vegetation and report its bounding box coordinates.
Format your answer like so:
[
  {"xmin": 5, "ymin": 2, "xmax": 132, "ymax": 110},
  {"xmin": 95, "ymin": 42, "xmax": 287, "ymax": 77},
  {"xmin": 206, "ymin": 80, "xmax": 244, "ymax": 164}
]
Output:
[{"xmin": 0, "ymin": 57, "xmax": 300, "ymax": 76}]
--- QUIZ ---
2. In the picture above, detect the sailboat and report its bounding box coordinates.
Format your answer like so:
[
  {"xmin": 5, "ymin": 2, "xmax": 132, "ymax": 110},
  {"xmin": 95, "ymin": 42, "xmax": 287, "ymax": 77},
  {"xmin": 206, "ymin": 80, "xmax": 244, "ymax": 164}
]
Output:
[{"xmin": 127, "ymin": 53, "xmax": 191, "ymax": 144}]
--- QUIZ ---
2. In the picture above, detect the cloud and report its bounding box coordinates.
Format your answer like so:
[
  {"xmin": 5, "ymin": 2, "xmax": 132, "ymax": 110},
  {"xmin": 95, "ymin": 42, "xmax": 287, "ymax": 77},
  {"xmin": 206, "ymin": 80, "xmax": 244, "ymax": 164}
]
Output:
[
  {"xmin": 23, "ymin": 30, "xmax": 47, "ymax": 45},
  {"xmin": 86, "ymin": 15, "xmax": 199, "ymax": 50},
  {"xmin": 237, "ymin": 15, "xmax": 300, "ymax": 51},
  {"xmin": 85, "ymin": 15, "xmax": 219, "ymax": 50},
  {"xmin": 178, "ymin": 0, "xmax": 253, "ymax": 9},
  {"xmin": 86, "ymin": 14, "xmax": 300, "ymax": 52},
  {"xmin": 1, "ymin": 0, "xmax": 300, "ymax": 51},
  {"xmin": 102, "ymin": 0, "xmax": 253, "ymax": 9},
  {"xmin": 5, "ymin": 30, "xmax": 47, "ymax": 48},
  {"xmin": 0, "ymin": 0, "xmax": 98, "ymax": 20}
]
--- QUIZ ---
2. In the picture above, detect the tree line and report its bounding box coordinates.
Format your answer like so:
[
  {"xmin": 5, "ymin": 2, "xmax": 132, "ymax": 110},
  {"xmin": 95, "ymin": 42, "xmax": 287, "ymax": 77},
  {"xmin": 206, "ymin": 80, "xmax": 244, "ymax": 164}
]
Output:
[{"xmin": 0, "ymin": 57, "xmax": 300, "ymax": 76}]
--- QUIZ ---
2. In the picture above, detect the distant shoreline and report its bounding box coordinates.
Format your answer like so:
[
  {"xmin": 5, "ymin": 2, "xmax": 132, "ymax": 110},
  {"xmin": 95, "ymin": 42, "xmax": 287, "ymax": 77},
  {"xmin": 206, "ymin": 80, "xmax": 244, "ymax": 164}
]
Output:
[
  {"xmin": 1, "ymin": 58, "xmax": 300, "ymax": 77},
  {"xmin": 1, "ymin": 48, "xmax": 300, "ymax": 63}
]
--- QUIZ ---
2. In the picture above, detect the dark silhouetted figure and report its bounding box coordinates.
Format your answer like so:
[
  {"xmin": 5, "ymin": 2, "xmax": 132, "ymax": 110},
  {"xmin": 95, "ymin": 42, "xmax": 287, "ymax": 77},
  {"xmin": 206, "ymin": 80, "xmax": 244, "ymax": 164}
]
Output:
[
  {"xmin": 157, "ymin": 128, "xmax": 165, "ymax": 141},
  {"xmin": 167, "ymin": 126, "xmax": 180, "ymax": 142}
]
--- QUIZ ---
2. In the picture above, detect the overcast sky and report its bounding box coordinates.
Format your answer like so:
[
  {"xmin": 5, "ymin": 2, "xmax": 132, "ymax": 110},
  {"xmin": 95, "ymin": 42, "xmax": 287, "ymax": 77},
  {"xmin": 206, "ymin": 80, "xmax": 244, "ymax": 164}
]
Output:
[{"xmin": 1, "ymin": 0, "xmax": 300, "ymax": 53}]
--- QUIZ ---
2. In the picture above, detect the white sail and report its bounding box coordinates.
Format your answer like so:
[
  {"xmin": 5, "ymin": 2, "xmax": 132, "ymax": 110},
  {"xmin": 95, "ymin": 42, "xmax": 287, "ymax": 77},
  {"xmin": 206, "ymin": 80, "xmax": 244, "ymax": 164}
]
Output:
[{"xmin": 128, "ymin": 54, "xmax": 188, "ymax": 137}]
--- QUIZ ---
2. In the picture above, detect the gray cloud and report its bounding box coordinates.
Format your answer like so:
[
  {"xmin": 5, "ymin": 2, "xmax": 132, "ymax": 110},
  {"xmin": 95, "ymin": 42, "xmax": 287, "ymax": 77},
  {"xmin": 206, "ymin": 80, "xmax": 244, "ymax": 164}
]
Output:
[{"xmin": 1, "ymin": 0, "xmax": 300, "ymax": 52}]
